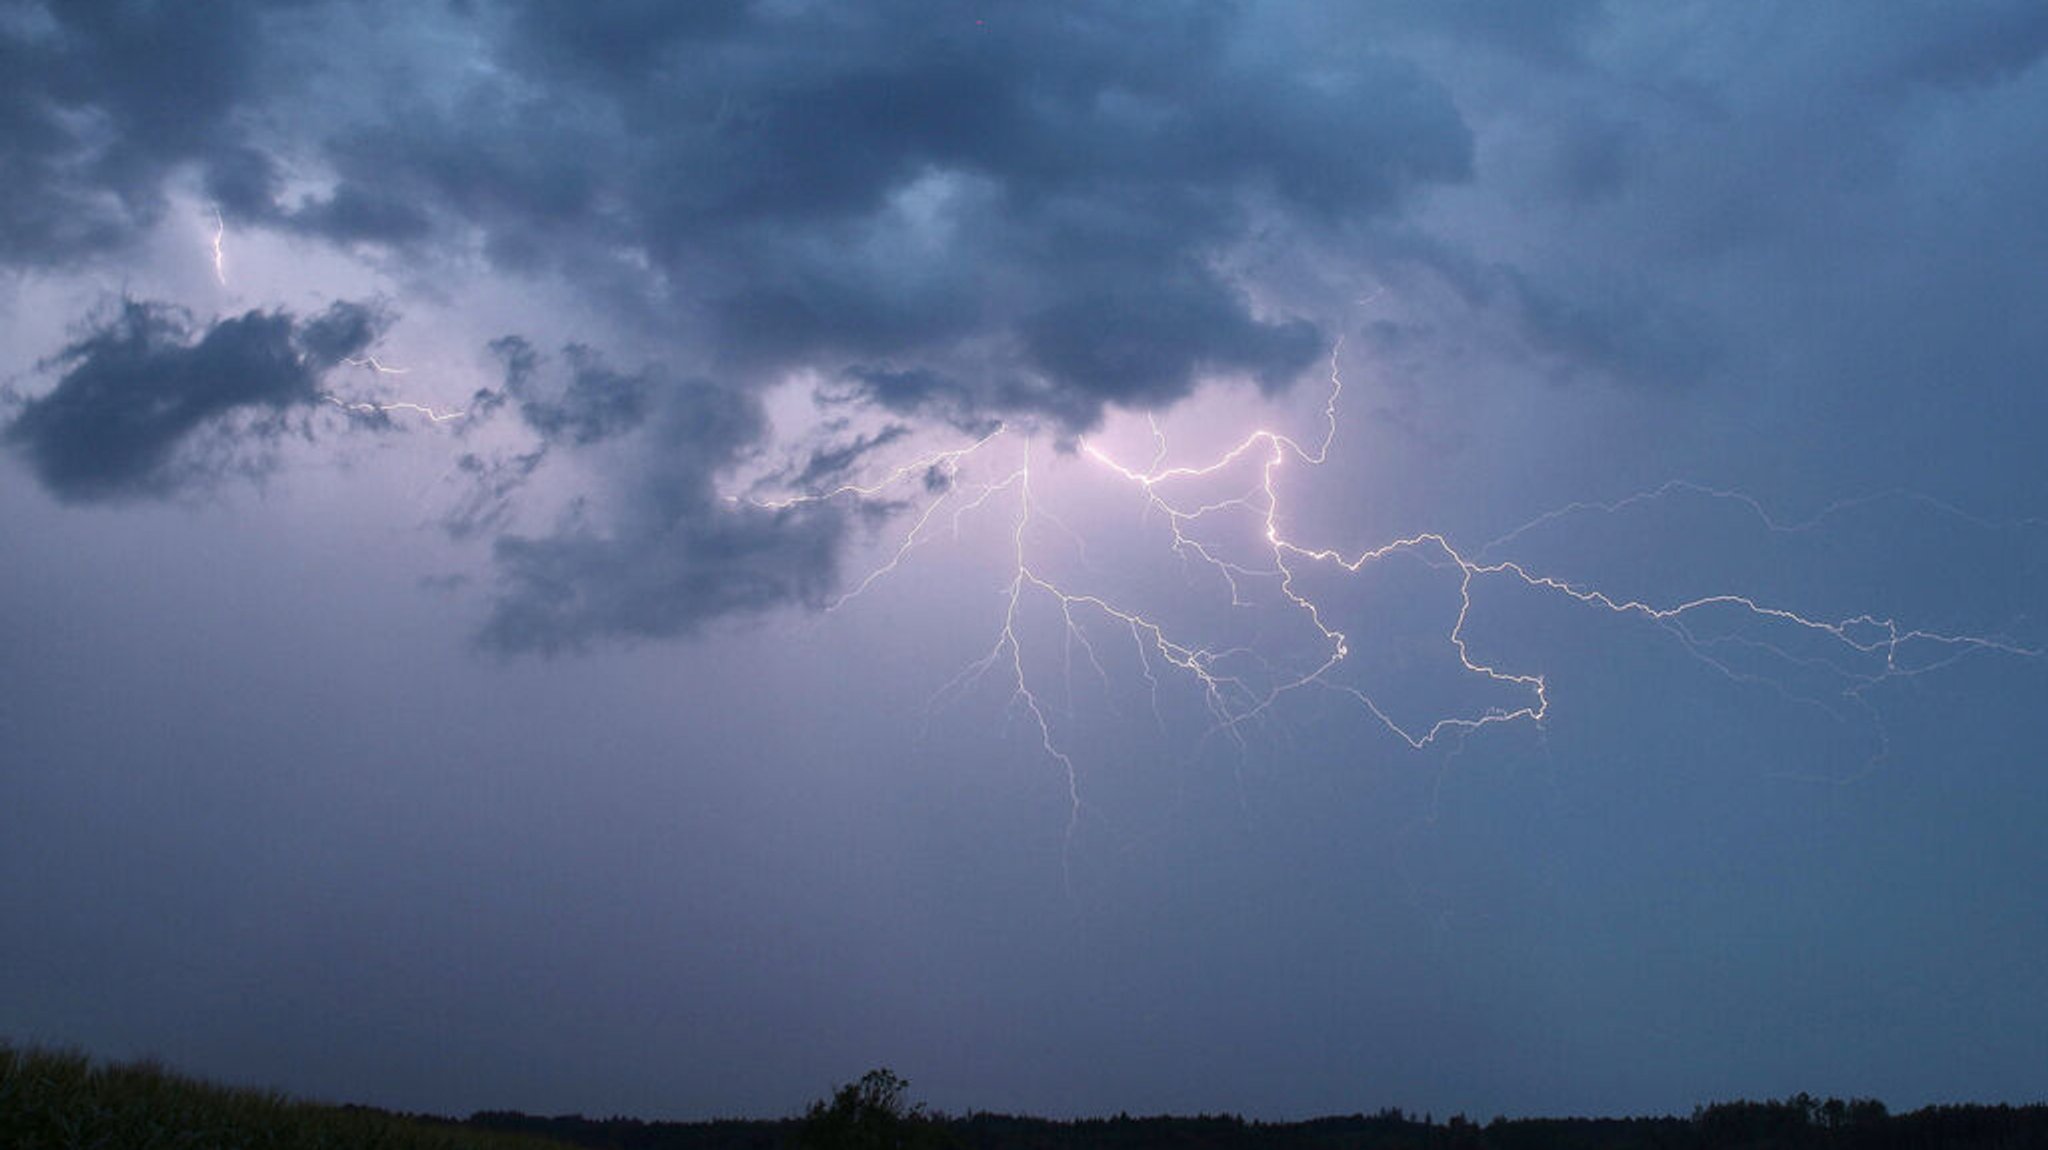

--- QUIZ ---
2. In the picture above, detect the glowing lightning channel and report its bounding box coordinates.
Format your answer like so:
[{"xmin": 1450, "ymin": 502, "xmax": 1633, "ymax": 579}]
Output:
[
  {"xmin": 210, "ymin": 209, "xmax": 228, "ymax": 286},
  {"xmin": 1080, "ymin": 345, "xmax": 2033, "ymax": 748},
  {"xmin": 748, "ymin": 342, "xmax": 2038, "ymax": 852},
  {"xmin": 1073, "ymin": 344, "xmax": 1548, "ymax": 750},
  {"xmin": 733, "ymin": 427, "xmax": 1018, "ymax": 609},
  {"xmin": 342, "ymin": 356, "xmax": 410, "ymax": 375},
  {"xmin": 322, "ymin": 394, "xmax": 467, "ymax": 423},
  {"xmin": 742, "ymin": 427, "xmax": 1006, "ymax": 511},
  {"xmin": 322, "ymin": 356, "xmax": 465, "ymax": 424}
]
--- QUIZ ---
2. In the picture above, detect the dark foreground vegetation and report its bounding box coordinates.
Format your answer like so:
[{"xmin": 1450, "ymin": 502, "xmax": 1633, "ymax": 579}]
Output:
[
  {"xmin": 7, "ymin": 1048, "xmax": 2046, "ymax": 1150},
  {"xmin": 0, "ymin": 1042, "xmax": 574, "ymax": 1149},
  {"xmin": 482, "ymin": 1071, "xmax": 2048, "ymax": 1150}
]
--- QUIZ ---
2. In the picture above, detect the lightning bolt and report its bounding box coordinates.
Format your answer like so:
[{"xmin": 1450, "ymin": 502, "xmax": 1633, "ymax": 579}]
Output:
[
  {"xmin": 322, "ymin": 394, "xmax": 467, "ymax": 423},
  {"xmin": 742, "ymin": 344, "xmax": 2040, "ymax": 865},
  {"xmin": 210, "ymin": 208, "xmax": 228, "ymax": 287},
  {"xmin": 342, "ymin": 356, "xmax": 410, "ymax": 375},
  {"xmin": 323, "ymin": 356, "xmax": 465, "ymax": 423}
]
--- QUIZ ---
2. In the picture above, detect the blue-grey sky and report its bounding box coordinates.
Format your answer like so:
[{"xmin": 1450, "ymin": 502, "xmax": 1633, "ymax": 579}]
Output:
[{"xmin": 4, "ymin": 0, "xmax": 2048, "ymax": 1123}]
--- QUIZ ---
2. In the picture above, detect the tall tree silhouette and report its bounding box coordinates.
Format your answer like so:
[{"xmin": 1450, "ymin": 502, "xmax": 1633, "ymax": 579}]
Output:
[{"xmin": 798, "ymin": 1069, "xmax": 958, "ymax": 1150}]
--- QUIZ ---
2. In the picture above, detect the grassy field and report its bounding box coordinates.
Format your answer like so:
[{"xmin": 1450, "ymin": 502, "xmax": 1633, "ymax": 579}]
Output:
[{"xmin": 0, "ymin": 1042, "xmax": 575, "ymax": 1150}]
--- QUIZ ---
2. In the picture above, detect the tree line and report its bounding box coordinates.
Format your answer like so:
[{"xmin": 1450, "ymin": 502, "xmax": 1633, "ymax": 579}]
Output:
[{"xmin": 460, "ymin": 1071, "xmax": 2048, "ymax": 1150}]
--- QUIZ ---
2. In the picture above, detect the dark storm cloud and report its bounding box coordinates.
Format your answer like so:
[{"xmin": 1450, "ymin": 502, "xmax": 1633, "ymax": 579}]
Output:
[
  {"xmin": 103, "ymin": 0, "xmax": 1474, "ymax": 651},
  {"xmin": 500, "ymin": 0, "xmax": 751, "ymax": 79},
  {"xmin": 271, "ymin": 1, "xmax": 1473, "ymax": 426},
  {"xmin": 483, "ymin": 501, "xmax": 844, "ymax": 655},
  {"xmin": 18, "ymin": 0, "xmax": 2034, "ymax": 651},
  {"xmin": 790, "ymin": 424, "xmax": 912, "ymax": 492},
  {"xmin": 436, "ymin": 338, "xmax": 662, "ymax": 544},
  {"xmin": 297, "ymin": 300, "xmax": 391, "ymax": 364},
  {"xmin": 3, "ymin": 299, "xmax": 381, "ymax": 502},
  {"xmin": 0, "ymin": 0, "xmax": 276, "ymax": 264},
  {"xmin": 474, "ymin": 347, "xmax": 844, "ymax": 654},
  {"xmin": 489, "ymin": 337, "xmax": 655, "ymax": 449},
  {"xmin": 1016, "ymin": 278, "xmax": 1322, "ymax": 405},
  {"xmin": 0, "ymin": 0, "xmax": 1489, "ymax": 651}
]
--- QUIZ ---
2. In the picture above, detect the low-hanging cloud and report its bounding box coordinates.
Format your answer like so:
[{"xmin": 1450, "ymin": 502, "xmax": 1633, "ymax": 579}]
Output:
[
  {"xmin": 490, "ymin": 336, "xmax": 656, "ymax": 449},
  {"xmin": 4, "ymin": 299, "xmax": 382, "ymax": 502},
  {"xmin": 466, "ymin": 339, "xmax": 846, "ymax": 655}
]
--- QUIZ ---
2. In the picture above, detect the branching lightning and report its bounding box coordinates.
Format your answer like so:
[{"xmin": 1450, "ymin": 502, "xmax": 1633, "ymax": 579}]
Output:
[
  {"xmin": 322, "ymin": 394, "xmax": 467, "ymax": 423},
  {"xmin": 322, "ymin": 356, "xmax": 466, "ymax": 424},
  {"xmin": 742, "ymin": 344, "xmax": 2039, "ymax": 856}
]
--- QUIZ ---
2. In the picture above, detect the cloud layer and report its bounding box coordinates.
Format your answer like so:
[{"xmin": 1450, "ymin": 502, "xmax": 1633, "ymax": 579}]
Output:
[
  {"xmin": 7, "ymin": 0, "xmax": 2048, "ymax": 648},
  {"xmin": 1, "ymin": 1, "xmax": 1493, "ymax": 647},
  {"xmin": 5, "ymin": 299, "xmax": 379, "ymax": 502},
  {"xmin": 469, "ymin": 339, "xmax": 846, "ymax": 653}
]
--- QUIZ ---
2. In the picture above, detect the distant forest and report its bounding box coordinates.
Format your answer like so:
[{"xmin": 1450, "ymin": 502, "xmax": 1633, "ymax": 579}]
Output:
[
  {"xmin": 463, "ymin": 1070, "xmax": 2048, "ymax": 1150},
  {"xmin": 460, "ymin": 1096, "xmax": 2048, "ymax": 1145},
  {"xmin": 461, "ymin": 1101, "xmax": 2048, "ymax": 1150},
  {"xmin": 7, "ymin": 1046, "xmax": 2044, "ymax": 1150}
]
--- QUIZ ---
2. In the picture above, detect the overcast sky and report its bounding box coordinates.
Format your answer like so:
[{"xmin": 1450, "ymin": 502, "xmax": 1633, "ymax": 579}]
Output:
[{"xmin": 5, "ymin": 0, "xmax": 2048, "ymax": 1124}]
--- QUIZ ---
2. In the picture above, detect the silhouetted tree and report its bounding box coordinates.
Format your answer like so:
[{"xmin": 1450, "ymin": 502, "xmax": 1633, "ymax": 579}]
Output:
[{"xmin": 798, "ymin": 1069, "xmax": 958, "ymax": 1150}]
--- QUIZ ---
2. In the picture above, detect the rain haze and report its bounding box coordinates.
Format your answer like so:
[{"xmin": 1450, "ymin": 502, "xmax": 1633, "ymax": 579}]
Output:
[{"xmin": 4, "ymin": 0, "xmax": 2048, "ymax": 1124}]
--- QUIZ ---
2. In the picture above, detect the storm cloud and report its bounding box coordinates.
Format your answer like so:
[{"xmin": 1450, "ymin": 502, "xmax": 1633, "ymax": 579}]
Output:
[
  {"xmin": 4, "ymin": 299, "xmax": 380, "ymax": 502},
  {"xmin": 253, "ymin": 2, "xmax": 1469, "ymax": 423},
  {"xmin": 0, "ymin": 0, "xmax": 280, "ymax": 265},
  {"xmin": 8, "ymin": 0, "xmax": 2048, "ymax": 650},
  {"xmin": 1, "ymin": 1, "xmax": 1493, "ymax": 647},
  {"xmin": 467, "ymin": 339, "xmax": 846, "ymax": 654}
]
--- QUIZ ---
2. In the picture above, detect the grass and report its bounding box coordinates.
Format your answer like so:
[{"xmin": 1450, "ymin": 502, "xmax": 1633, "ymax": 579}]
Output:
[{"xmin": 0, "ymin": 1041, "xmax": 576, "ymax": 1150}]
